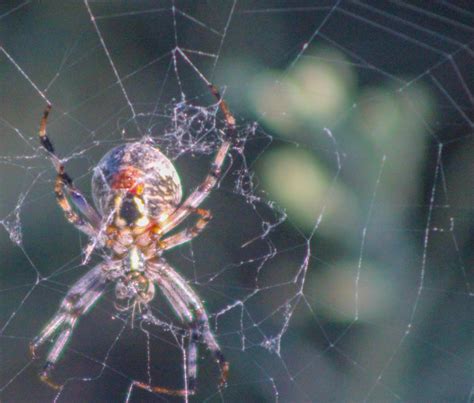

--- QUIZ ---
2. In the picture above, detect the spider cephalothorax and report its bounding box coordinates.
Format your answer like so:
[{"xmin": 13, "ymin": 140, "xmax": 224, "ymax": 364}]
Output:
[{"xmin": 31, "ymin": 84, "xmax": 233, "ymax": 396}]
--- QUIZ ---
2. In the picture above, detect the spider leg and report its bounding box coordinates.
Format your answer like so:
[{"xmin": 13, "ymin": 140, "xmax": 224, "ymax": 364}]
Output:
[
  {"xmin": 159, "ymin": 208, "xmax": 212, "ymax": 251},
  {"xmin": 30, "ymin": 263, "xmax": 108, "ymax": 389},
  {"xmin": 38, "ymin": 105, "xmax": 101, "ymax": 236},
  {"xmin": 131, "ymin": 380, "xmax": 194, "ymax": 397},
  {"xmin": 160, "ymin": 84, "xmax": 236, "ymax": 235},
  {"xmin": 145, "ymin": 259, "xmax": 229, "ymax": 394}
]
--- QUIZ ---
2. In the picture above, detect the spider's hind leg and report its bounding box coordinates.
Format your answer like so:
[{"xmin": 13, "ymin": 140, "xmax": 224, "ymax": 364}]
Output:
[
  {"xmin": 148, "ymin": 260, "xmax": 229, "ymax": 393},
  {"xmin": 31, "ymin": 264, "xmax": 107, "ymax": 389},
  {"xmin": 192, "ymin": 310, "xmax": 229, "ymax": 388}
]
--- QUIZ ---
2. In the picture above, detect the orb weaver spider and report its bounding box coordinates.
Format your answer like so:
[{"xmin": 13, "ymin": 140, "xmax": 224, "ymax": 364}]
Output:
[{"xmin": 30, "ymin": 85, "xmax": 235, "ymax": 396}]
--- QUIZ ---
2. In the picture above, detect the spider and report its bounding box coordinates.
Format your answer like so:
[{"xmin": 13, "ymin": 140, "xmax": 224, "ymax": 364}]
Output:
[{"xmin": 30, "ymin": 84, "xmax": 235, "ymax": 396}]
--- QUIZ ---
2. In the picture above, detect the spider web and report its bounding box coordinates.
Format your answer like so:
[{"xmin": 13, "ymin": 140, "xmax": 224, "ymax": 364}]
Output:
[{"xmin": 1, "ymin": 1, "xmax": 473, "ymax": 402}]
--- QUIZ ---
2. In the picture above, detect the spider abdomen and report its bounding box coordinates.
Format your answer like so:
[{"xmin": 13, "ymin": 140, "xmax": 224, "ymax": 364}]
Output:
[{"xmin": 92, "ymin": 143, "xmax": 182, "ymax": 224}]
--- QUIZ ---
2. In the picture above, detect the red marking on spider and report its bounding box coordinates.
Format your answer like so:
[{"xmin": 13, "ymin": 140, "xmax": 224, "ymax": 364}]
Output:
[{"xmin": 111, "ymin": 167, "xmax": 144, "ymax": 195}]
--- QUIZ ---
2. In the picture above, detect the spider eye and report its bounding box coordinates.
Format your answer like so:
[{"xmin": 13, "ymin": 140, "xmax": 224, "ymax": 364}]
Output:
[{"xmin": 119, "ymin": 194, "xmax": 142, "ymax": 226}]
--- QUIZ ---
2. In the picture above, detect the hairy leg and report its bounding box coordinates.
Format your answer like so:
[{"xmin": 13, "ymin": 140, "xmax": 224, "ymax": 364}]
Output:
[
  {"xmin": 31, "ymin": 263, "xmax": 108, "ymax": 389},
  {"xmin": 160, "ymin": 84, "xmax": 236, "ymax": 235},
  {"xmin": 147, "ymin": 259, "xmax": 229, "ymax": 392},
  {"xmin": 159, "ymin": 208, "xmax": 212, "ymax": 251},
  {"xmin": 38, "ymin": 105, "xmax": 101, "ymax": 236}
]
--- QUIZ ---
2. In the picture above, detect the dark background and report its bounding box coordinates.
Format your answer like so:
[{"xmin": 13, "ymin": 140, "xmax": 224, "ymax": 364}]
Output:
[{"xmin": 1, "ymin": 1, "xmax": 473, "ymax": 402}]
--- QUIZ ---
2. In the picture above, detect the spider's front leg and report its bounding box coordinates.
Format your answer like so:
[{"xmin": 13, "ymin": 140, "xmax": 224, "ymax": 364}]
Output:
[
  {"xmin": 159, "ymin": 208, "xmax": 212, "ymax": 251},
  {"xmin": 38, "ymin": 105, "xmax": 101, "ymax": 237},
  {"xmin": 160, "ymin": 84, "xmax": 237, "ymax": 235},
  {"xmin": 30, "ymin": 263, "xmax": 109, "ymax": 389}
]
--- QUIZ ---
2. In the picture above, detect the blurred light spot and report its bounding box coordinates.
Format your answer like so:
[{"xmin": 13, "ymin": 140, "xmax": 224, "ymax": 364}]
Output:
[
  {"xmin": 257, "ymin": 147, "xmax": 357, "ymax": 236},
  {"xmin": 356, "ymin": 84, "xmax": 433, "ymax": 148},
  {"xmin": 251, "ymin": 72, "xmax": 299, "ymax": 133},
  {"xmin": 292, "ymin": 58, "xmax": 351, "ymax": 120},
  {"xmin": 357, "ymin": 88, "xmax": 400, "ymax": 144},
  {"xmin": 355, "ymin": 84, "xmax": 434, "ymax": 206},
  {"xmin": 310, "ymin": 261, "xmax": 394, "ymax": 323},
  {"xmin": 250, "ymin": 47, "xmax": 355, "ymax": 138}
]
